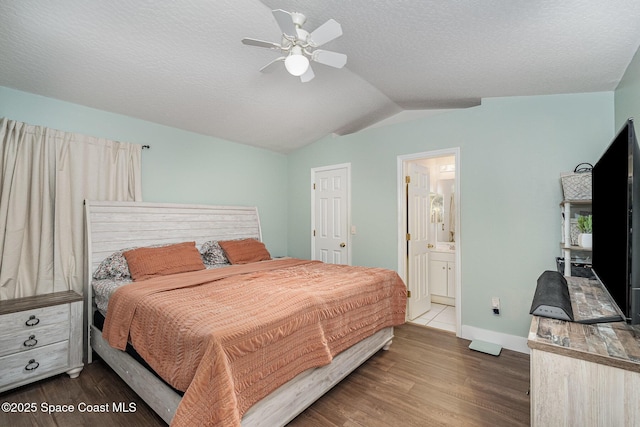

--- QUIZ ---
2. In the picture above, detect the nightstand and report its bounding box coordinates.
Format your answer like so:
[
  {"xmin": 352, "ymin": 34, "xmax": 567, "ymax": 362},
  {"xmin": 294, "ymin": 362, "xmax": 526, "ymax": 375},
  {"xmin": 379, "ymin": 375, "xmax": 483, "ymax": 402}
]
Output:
[{"xmin": 0, "ymin": 291, "xmax": 83, "ymax": 392}]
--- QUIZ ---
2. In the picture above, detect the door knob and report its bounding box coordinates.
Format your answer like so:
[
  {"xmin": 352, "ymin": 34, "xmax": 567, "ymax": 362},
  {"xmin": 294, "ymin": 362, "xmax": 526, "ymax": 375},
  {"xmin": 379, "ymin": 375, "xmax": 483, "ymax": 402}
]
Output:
[
  {"xmin": 340, "ymin": 242, "xmax": 346, "ymax": 248},
  {"xmin": 427, "ymin": 243, "xmax": 434, "ymax": 249}
]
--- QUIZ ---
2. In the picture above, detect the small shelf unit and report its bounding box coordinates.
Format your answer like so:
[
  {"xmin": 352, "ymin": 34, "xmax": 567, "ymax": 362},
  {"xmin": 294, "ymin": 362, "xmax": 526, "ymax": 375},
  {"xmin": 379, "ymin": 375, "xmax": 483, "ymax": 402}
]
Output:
[{"xmin": 560, "ymin": 199, "xmax": 592, "ymax": 276}]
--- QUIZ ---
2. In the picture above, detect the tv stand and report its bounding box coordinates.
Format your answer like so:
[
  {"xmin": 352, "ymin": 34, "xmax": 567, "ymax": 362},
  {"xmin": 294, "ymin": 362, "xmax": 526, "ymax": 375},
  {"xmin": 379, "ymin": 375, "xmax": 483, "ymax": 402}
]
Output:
[{"xmin": 528, "ymin": 276, "xmax": 640, "ymax": 426}]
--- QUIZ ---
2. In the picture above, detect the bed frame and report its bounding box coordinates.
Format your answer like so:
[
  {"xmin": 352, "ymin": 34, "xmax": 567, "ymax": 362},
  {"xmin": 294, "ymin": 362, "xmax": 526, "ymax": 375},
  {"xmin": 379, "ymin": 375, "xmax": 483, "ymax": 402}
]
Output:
[{"xmin": 84, "ymin": 200, "xmax": 394, "ymax": 426}]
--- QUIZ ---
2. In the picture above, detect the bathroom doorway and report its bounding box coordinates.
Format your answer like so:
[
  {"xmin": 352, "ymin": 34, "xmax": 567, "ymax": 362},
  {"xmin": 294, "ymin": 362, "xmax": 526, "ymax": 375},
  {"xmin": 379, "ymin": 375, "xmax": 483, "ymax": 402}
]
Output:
[{"xmin": 397, "ymin": 148, "xmax": 461, "ymax": 335}]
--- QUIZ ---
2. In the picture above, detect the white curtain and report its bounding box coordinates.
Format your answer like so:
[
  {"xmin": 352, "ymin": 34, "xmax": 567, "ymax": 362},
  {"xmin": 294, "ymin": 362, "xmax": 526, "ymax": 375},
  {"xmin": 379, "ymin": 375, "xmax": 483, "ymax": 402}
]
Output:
[{"xmin": 0, "ymin": 118, "xmax": 142, "ymax": 299}]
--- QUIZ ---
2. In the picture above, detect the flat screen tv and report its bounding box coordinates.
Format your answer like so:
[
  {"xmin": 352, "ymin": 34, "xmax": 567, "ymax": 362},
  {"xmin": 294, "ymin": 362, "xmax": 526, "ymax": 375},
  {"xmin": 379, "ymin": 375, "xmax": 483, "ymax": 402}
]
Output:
[{"xmin": 592, "ymin": 118, "xmax": 640, "ymax": 325}]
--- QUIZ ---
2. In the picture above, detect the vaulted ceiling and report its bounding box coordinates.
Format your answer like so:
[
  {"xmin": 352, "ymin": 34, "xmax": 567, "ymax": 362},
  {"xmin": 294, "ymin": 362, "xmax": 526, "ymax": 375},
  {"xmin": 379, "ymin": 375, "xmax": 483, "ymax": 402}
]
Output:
[{"xmin": 2, "ymin": 1, "xmax": 640, "ymax": 153}]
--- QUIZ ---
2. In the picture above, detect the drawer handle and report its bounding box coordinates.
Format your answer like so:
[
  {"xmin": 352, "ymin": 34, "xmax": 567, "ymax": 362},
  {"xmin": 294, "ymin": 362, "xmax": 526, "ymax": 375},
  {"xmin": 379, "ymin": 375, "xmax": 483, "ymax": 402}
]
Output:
[
  {"xmin": 25, "ymin": 359, "xmax": 39, "ymax": 371},
  {"xmin": 25, "ymin": 315, "xmax": 40, "ymax": 327},
  {"xmin": 23, "ymin": 335, "xmax": 38, "ymax": 347}
]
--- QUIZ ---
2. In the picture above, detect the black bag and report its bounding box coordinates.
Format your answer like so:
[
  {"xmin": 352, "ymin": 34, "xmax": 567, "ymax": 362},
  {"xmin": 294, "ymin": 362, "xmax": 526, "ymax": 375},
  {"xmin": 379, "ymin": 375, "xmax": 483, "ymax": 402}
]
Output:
[{"xmin": 556, "ymin": 257, "xmax": 595, "ymax": 279}]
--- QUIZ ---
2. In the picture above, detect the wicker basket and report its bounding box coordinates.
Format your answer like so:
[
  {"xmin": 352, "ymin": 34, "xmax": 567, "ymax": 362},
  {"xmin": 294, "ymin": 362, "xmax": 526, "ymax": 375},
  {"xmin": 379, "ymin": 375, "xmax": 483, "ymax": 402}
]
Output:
[{"xmin": 560, "ymin": 163, "xmax": 593, "ymax": 200}]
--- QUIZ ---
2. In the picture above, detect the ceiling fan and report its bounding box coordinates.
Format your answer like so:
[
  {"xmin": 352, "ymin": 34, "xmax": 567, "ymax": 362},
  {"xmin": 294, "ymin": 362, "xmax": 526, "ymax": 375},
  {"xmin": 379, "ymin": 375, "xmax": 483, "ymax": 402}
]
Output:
[{"xmin": 242, "ymin": 9, "xmax": 347, "ymax": 83}]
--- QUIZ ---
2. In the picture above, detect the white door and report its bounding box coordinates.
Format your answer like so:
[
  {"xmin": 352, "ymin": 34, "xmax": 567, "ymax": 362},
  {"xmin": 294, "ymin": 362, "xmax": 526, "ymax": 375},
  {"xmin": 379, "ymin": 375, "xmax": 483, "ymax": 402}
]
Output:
[
  {"xmin": 312, "ymin": 164, "xmax": 350, "ymax": 264},
  {"xmin": 407, "ymin": 162, "xmax": 431, "ymax": 320}
]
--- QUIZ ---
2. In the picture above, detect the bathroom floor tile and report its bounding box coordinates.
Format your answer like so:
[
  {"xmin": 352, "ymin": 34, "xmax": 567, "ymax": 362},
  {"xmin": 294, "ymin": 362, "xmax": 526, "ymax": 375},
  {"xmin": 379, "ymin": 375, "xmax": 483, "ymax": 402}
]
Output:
[{"xmin": 408, "ymin": 303, "xmax": 455, "ymax": 333}]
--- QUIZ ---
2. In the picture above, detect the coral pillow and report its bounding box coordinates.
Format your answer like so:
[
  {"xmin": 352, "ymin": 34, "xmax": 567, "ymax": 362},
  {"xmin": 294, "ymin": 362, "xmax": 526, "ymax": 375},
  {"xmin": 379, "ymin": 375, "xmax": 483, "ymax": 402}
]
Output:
[
  {"xmin": 124, "ymin": 241, "xmax": 205, "ymax": 281},
  {"xmin": 218, "ymin": 239, "xmax": 271, "ymax": 264}
]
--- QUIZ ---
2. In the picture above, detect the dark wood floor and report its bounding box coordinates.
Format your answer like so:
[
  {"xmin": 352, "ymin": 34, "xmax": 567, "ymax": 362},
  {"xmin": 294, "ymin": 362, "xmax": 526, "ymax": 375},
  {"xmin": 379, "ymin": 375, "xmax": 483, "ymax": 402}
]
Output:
[{"xmin": 0, "ymin": 323, "xmax": 530, "ymax": 426}]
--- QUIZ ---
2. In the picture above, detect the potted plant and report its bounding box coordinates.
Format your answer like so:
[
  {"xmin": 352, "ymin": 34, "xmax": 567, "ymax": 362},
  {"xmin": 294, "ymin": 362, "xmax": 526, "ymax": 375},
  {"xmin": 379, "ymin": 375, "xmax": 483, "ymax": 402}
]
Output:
[{"xmin": 577, "ymin": 214, "xmax": 592, "ymax": 248}]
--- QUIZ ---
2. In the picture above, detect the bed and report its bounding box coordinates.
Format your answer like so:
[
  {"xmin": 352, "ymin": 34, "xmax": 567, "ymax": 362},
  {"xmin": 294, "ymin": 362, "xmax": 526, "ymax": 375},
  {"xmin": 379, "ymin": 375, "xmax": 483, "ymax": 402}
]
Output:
[{"xmin": 84, "ymin": 200, "xmax": 406, "ymax": 426}]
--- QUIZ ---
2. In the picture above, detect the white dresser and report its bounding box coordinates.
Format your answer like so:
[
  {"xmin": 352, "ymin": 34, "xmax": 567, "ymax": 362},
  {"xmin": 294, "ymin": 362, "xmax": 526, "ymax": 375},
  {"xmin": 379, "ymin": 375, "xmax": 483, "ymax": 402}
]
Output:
[{"xmin": 0, "ymin": 291, "xmax": 83, "ymax": 392}]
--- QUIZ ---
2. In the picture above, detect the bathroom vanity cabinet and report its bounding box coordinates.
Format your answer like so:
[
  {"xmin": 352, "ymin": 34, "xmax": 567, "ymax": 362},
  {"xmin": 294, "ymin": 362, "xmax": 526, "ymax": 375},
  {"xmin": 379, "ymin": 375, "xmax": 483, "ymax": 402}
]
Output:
[{"xmin": 429, "ymin": 251, "xmax": 455, "ymax": 305}]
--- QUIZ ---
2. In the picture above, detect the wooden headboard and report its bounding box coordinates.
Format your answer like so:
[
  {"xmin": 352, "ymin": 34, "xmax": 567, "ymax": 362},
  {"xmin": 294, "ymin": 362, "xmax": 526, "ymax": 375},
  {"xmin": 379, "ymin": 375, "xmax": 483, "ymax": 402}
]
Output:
[
  {"xmin": 84, "ymin": 200, "xmax": 262, "ymax": 275},
  {"xmin": 83, "ymin": 200, "xmax": 262, "ymax": 362}
]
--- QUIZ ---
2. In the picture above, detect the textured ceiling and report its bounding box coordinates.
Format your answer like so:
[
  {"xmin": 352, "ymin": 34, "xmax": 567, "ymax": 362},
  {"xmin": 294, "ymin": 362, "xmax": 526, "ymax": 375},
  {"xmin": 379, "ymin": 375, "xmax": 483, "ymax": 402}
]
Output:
[{"xmin": 1, "ymin": 1, "xmax": 640, "ymax": 153}]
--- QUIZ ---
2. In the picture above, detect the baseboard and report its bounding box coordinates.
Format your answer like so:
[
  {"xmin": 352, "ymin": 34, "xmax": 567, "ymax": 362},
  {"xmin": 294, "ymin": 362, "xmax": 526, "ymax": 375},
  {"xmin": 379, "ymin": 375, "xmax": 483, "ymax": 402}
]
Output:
[{"xmin": 460, "ymin": 324, "xmax": 530, "ymax": 354}]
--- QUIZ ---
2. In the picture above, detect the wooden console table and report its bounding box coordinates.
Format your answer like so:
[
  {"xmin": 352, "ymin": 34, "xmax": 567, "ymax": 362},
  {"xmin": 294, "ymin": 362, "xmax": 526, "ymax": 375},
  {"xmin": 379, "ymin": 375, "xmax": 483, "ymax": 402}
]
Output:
[{"xmin": 528, "ymin": 276, "xmax": 640, "ymax": 426}]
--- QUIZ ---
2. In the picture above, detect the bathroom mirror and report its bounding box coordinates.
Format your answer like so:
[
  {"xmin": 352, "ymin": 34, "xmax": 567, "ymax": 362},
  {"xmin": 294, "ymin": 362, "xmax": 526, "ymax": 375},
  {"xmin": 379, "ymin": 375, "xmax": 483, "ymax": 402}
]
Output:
[
  {"xmin": 430, "ymin": 193, "xmax": 443, "ymax": 224},
  {"xmin": 436, "ymin": 179, "xmax": 456, "ymax": 243}
]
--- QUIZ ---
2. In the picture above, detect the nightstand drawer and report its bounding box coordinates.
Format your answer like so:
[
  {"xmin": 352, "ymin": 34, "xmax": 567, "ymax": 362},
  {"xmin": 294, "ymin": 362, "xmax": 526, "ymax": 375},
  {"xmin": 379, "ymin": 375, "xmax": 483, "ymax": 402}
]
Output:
[
  {"xmin": 0, "ymin": 292, "xmax": 83, "ymax": 393},
  {"xmin": 0, "ymin": 341, "xmax": 69, "ymax": 388},
  {"xmin": 0, "ymin": 322, "xmax": 68, "ymax": 357},
  {"xmin": 1, "ymin": 304, "xmax": 69, "ymax": 337}
]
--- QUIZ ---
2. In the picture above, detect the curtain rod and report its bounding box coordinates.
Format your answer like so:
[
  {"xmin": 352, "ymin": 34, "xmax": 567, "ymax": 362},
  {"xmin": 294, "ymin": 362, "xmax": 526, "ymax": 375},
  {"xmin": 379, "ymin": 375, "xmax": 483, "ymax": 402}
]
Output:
[{"xmin": 142, "ymin": 145, "xmax": 150, "ymax": 149}]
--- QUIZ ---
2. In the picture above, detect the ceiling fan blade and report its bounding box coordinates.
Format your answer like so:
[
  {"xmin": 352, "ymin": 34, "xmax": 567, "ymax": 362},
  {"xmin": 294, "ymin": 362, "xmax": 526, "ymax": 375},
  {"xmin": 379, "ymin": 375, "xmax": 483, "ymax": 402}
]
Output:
[
  {"xmin": 259, "ymin": 56, "xmax": 285, "ymax": 73},
  {"xmin": 311, "ymin": 50, "xmax": 347, "ymax": 69},
  {"xmin": 308, "ymin": 19, "xmax": 342, "ymax": 47},
  {"xmin": 272, "ymin": 9, "xmax": 297, "ymax": 38},
  {"xmin": 242, "ymin": 38, "xmax": 281, "ymax": 50},
  {"xmin": 300, "ymin": 66, "xmax": 315, "ymax": 83}
]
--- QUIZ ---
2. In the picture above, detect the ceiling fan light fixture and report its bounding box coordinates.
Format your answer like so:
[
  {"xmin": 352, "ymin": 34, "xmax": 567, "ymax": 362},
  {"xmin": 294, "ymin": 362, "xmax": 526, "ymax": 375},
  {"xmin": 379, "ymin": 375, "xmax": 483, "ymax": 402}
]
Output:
[
  {"xmin": 284, "ymin": 50, "xmax": 310, "ymax": 76},
  {"xmin": 243, "ymin": 9, "xmax": 345, "ymax": 82}
]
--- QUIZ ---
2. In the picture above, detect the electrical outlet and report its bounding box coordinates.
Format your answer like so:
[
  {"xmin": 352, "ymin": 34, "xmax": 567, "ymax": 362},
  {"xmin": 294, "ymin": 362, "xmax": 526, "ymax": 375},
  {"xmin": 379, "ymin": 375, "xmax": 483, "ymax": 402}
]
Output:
[{"xmin": 492, "ymin": 297, "xmax": 500, "ymax": 315}]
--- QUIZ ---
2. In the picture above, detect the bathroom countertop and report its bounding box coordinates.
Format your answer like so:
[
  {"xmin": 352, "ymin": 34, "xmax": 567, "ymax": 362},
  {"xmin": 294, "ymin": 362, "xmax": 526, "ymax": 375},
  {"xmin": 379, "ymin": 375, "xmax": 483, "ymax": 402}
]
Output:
[{"xmin": 432, "ymin": 244, "xmax": 455, "ymax": 253}]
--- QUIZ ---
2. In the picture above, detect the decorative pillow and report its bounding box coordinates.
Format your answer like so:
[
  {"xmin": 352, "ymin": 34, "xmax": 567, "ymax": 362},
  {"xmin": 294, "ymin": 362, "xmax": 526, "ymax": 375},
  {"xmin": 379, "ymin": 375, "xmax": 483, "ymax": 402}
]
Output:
[
  {"xmin": 200, "ymin": 240, "xmax": 229, "ymax": 266},
  {"xmin": 124, "ymin": 241, "xmax": 205, "ymax": 281},
  {"xmin": 218, "ymin": 239, "xmax": 271, "ymax": 264},
  {"xmin": 92, "ymin": 243, "xmax": 176, "ymax": 279},
  {"xmin": 93, "ymin": 250, "xmax": 131, "ymax": 280}
]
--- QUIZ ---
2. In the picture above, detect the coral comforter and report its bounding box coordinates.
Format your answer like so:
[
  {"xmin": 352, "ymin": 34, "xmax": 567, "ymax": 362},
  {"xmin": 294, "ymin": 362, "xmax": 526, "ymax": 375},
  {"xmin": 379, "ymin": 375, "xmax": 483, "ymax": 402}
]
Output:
[{"xmin": 102, "ymin": 258, "xmax": 406, "ymax": 426}]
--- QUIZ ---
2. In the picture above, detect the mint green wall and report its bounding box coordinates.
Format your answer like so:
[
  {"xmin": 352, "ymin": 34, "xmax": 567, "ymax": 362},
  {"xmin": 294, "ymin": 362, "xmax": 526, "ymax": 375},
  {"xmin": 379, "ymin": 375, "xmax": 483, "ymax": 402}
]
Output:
[
  {"xmin": 287, "ymin": 92, "xmax": 614, "ymax": 337},
  {"xmin": 0, "ymin": 85, "xmax": 617, "ymax": 338},
  {"xmin": 0, "ymin": 87, "xmax": 288, "ymax": 256},
  {"xmin": 615, "ymin": 45, "xmax": 640, "ymax": 128}
]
